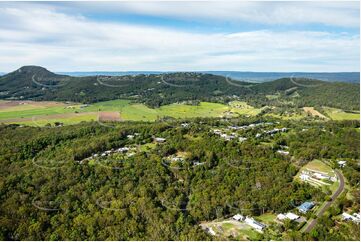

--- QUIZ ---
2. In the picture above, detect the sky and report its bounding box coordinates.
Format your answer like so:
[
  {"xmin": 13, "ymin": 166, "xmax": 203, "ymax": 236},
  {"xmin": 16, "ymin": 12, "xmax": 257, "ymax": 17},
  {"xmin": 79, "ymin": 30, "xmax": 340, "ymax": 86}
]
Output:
[{"xmin": 0, "ymin": 1, "xmax": 359, "ymax": 72}]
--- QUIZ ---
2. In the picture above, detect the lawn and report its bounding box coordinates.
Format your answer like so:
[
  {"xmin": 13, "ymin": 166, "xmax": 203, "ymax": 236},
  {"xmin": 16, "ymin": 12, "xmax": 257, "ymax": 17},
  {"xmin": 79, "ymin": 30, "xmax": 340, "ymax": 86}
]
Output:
[
  {"xmin": 322, "ymin": 107, "xmax": 360, "ymax": 121},
  {"xmin": 256, "ymin": 213, "xmax": 276, "ymax": 224},
  {"xmin": 303, "ymin": 159, "xmax": 334, "ymax": 176}
]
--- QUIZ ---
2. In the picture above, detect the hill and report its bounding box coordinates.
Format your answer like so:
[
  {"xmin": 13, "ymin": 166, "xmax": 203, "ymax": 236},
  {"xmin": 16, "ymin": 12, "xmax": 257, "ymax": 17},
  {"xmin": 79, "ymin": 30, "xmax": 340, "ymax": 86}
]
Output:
[{"xmin": 0, "ymin": 66, "xmax": 359, "ymax": 110}]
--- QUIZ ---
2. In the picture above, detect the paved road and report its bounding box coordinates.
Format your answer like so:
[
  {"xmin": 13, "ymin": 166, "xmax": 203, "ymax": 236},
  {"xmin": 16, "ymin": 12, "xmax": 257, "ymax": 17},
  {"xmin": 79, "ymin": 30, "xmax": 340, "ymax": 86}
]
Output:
[{"xmin": 303, "ymin": 170, "xmax": 345, "ymax": 233}]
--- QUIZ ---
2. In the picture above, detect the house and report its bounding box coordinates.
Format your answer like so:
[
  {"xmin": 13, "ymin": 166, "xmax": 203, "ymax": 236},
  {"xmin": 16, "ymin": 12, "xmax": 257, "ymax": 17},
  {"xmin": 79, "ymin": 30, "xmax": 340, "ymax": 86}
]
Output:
[
  {"xmin": 298, "ymin": 202, "xmax": 314, "ymax": 213},
  {"xmin": 338, "ymin": 160, "xmax": 347, "ymax": 168},
  {"xmin": 181, "ymin": 123, "xmax": 189, "ymax": 128},
  {"xmin": 245, "ymin": 217, "xmax": 266, "ymax": 231},
  {"xmin": 313, "ymin": 172, "xmax": 329, "ymax": 180},
  {"xmin": 212, "ymin": 129, "xmax": 222, "ymax": 135},
  {"xmin": 127, "ymin": 135, "xmax": 135, "ymax": 139},
  {"xmin": 232, "ymin": 214, "xmax": 244, "ymax": 221},
  {"xmin": 206, "ymin": 227, "xmax": 216, "ymax": 236},
  {"xmin": 352, "ymin": 213, "xmax": 360, "ymax": 223},
  {"xmin": 155, "ymin": 137, "xmax": 166, "ymax": 143},
  {"xmin": 277, "ymin": 150, "xmax": 289, "ymax": 155},
  {"xmin": 300, "ymin": 174, "xmax": 310, "ymax": 181},
  {"xmin": 277, "ymin": 214, "xmax": 287, "ymax": 220},
  {"xmin": 342, "ymin": 212, "xmax": 360, "ymax": 223},
  {"xmin": 286, "ymin": 212, "xmax": 300, "ymax": 220},
  {"xmin": 239, "ymin": 137, "xmax": 247, "ymax": 142},
  {"xmin": 171, "ymin": 157, "xmax": 184, "ymax": 162},
  {"xmin": 277, "ymin": 213, "xmax": 299, "ymax": 221},
  {"xmin": 117, "ymin": 147, "xmax": 130, "ymax": 153}
]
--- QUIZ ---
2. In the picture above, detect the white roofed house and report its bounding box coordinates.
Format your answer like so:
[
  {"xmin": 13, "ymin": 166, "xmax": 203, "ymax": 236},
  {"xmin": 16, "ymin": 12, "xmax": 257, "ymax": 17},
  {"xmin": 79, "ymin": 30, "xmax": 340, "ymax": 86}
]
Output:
[
  {"xmin": 337, "ymin": 160, "xmax": 347, "ymax": 168},
  {"xmin": 155, "ymin": 137, "xmax": 166, "ymax": 143},
  {"xmin": 285, "ymin": 212, "xmax": 299, "ymax": 221},
  {"xmin": 232, "ymin": 214, "xmax": 244, "ymax": 221},
  {"xmin": 277, "ymin": 150, "xmax": 289, "ymax": 155},
  {"xmin": 300, "ymin": 173, "xmax": 310, "ymax": 181},
  {"xmin": 245, "ymin": 217, "xmax": 266, "ymax": 231},
  {"xmin": 342, "ymin": 212, "xmax": 360, "ymax": 223},
  {"xmin": 277, "ymin": 214, "xmax": 287, "ymax": 221}
]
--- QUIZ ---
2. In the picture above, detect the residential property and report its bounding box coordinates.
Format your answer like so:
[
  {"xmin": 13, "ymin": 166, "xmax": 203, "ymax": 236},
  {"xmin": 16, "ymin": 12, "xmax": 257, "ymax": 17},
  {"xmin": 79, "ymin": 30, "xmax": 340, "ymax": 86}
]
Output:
[
  {"xmin": 342, "ymin": 212, "xmax": 360, "ymax": 223},
  {"xmin": 206, "ymin": 227, "xmax": 216, "ymax": 236},
  {"xmin": 245, "ymin": 217, "xmax": 266, "ymax": 231},
  {"xmin": 155, "ymin": 137, "xmax": 166, "ymax": 143},
  {"xmin": 127, "ymin": 134, "xmax": 135, "ymax": 139},
  {"xmin": 277, "ymin": 213, "xmax": 299, "ymax": 221},
  {"xmin": 277, "ymin": 150, "xmax": 289, "ymax": 155},
  {"xmin": 298, "ymin": 202, "xmax": 314, "ymax": 213},
  {"xmin": 338, "ymin": 160, "xmax": 347, "ymax": 168},
  {"xmin": 232, "ymin": 214, "xmax": 244, "ymax": 221},
  {"xmin": 277, "ymin": 214, "xmax": 287, "ymax": 221},
  {"xmin": 300, "ymin": 174, "xmax": 310, "ymax": 181},
  {"xmin": 285, "ymin": 212, "xmax": 300, "ymax": 220}
]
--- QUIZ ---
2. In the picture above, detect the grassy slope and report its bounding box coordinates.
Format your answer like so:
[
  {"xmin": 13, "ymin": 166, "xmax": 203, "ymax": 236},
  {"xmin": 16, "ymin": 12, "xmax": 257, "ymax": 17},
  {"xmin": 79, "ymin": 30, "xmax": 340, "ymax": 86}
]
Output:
[{"xmin": 322, "ymin": 107, "xmax": 360, "ymax": 121}]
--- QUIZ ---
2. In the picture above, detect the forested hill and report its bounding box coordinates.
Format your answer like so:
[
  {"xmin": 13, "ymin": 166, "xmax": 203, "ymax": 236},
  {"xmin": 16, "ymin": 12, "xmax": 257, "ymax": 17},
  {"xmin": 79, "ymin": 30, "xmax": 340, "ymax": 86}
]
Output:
[{"xmin": 0, "ymin": 66, "xmax": 359, "ymax": 110}]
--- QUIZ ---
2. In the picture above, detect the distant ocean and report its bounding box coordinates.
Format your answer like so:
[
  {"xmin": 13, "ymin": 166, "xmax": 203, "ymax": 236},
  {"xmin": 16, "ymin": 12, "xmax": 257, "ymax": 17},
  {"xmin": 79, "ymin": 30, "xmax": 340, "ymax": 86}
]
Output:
[{"xmin": 1, "ymin": 71, "xmax": 359, "ymax": 83}]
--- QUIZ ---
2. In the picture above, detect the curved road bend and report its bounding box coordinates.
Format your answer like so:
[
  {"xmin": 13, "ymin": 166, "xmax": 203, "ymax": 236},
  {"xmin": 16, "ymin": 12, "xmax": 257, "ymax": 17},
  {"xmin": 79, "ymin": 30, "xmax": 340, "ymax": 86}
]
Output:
[{"xmin": 304, "ymin": 170, "xmax": 345, "ymax": 233}]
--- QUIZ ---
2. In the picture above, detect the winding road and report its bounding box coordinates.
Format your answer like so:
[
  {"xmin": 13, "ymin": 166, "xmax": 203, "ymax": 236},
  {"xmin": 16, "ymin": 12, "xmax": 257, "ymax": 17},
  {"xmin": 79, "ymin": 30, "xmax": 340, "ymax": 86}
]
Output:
[{"xmin": 303, "ymin": 170, "xmax": 345, "ymax": 233}]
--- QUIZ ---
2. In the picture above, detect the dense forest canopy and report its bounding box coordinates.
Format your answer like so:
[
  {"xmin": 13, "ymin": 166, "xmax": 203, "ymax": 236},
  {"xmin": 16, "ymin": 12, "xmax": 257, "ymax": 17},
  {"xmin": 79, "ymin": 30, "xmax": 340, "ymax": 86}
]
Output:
[{"xmin": 0, "ymin": 117, "xmax": 359, "ymax": 240}]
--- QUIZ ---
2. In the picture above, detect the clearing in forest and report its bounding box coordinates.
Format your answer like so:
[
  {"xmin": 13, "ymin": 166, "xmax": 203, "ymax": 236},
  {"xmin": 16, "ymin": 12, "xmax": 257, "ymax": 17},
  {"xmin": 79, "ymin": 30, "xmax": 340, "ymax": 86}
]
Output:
[{"xmin": 303, "ymin": 107, "xmax": 328, "ymax": 119}]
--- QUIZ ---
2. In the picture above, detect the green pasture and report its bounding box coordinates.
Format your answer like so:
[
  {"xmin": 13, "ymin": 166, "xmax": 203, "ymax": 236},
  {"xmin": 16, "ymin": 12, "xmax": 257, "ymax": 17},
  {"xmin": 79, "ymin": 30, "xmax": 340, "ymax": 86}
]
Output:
[
  {"xmin": 322, "ymin": 107, "xmax": 360, "ymax": 121},
  {"xmin": 0, "ymin": 99, "xmax": 263, "ymax": 125}
]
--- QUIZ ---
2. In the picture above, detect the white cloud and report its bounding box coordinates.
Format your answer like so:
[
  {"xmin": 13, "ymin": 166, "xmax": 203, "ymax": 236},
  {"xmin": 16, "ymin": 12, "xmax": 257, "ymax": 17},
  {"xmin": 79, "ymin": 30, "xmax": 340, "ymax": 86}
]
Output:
[
  {"xmin": 71, "ymin": 1, "xmax": 360, "ymax": 28},
  {"xmin": 0, "ymin": 4, "xmax": 359, "ymax": 72}
]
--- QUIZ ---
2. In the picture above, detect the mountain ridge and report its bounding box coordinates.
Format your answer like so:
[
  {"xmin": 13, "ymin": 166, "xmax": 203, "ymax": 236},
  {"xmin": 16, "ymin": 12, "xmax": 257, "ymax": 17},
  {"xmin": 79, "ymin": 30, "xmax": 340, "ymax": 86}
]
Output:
[{"xmin": 0, "ymin": 66, "xmax": 359, "ymax": 110}]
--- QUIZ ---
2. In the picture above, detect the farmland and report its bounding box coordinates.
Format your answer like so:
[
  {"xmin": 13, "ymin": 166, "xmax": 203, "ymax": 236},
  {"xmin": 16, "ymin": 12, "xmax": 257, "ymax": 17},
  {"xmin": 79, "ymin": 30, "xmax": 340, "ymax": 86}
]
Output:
[
  {"xmin": 0, "ymin": 99, "xmax": 359, "ymax": 126},
  {"xmin": 0, "ymin": 99, "xmax": 263, "ymax": 125}
]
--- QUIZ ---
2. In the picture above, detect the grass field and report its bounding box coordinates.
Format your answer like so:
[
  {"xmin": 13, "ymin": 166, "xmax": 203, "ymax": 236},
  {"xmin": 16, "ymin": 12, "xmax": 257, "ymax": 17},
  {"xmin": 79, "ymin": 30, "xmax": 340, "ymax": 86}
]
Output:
[
  {"xmin": 256, "ymin": 213, "xmax": 277, "ymax": 224},
  {"xmin": 322, "ymin": 107, "xmax": 360, "ymax": 121},
  {"xmin": 302, "ymin": 159, "xmax": 334, "ymax": 176},
  {"xmin": 0, "ymin": 99, "xmax": 262, "ymax": 126}
]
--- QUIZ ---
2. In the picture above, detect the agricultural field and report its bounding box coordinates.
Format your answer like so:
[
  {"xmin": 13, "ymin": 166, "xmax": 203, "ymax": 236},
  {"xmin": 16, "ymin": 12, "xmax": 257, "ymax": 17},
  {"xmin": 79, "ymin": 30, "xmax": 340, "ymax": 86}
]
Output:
[
  {"xmin": 0, "ymin": 99, "xmax": 262, "ymax": 125},
  {"xmin": 322, "ymin": 107, "xmax": 360, "ymax": 121}
]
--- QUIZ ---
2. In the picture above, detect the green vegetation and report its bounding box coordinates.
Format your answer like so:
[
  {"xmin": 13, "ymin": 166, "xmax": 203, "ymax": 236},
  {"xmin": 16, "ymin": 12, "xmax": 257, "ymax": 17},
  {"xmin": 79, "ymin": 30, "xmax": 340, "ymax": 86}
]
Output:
[
  {"xmin": 0, "ymin": 99, "xmax": 263, "ymax": 125},
  {"xmin": 322, "ymin": 107, "xmax": 360, "ymax": 121},
  {"xmin": 0, "ymin": 117, "xmax": 359, "ymax": 240},
  {"xmin": 0, "ymin": 66, "xmax": 359, "ymax": 110}
]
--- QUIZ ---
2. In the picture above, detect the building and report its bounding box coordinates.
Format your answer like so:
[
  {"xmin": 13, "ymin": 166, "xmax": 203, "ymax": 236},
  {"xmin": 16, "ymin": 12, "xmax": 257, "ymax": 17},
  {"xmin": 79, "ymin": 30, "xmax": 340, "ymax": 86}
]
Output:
[
  {"xmin": 127, "ymin": 135, "xmax": 135, "ymax": 139},
  {"xmin": 245, "ymin": 217, "xmax": 266, "ymax": 231},
  {"xmin": 239, "ymin": 137, "xmax": 247, "ymax": 142},
  {"xmin": 298, "ymin": 202, "xmax": 314, "ymax": 213},
  {"xmin": 155, "ymin": 137, "xmax": 166, "ymax": 143},
  {"xmin": 285, "ymin": 212, "xmax": 300, "ymax": 220},
  {"xmin": 300, "ymin": 174, "xmax": 310, "ymax": 181},
  {"xmin": 206, "ymin": 227, "xmax": 216, "ymax": 236},
  {"xmin": 338, "ymin": 160, "xmax": 347, "ymax": 168},
  {"xmin": 277, "ymin": 213, "xmax": 299, "ymax": 221},
  {"xmin": 342, "ymin": 212, "xmax": 360, "ymax": 223},
  {"xmin": 232, "ymin": 214, "xmax": 244, "ymax": 221},
  {"xmin": 277, "ymin": 150, "xmax": 289, "ymax": 155},
  {"xmin": 277, "ymin": 214, "xmax": 287, "ymax": 221}
]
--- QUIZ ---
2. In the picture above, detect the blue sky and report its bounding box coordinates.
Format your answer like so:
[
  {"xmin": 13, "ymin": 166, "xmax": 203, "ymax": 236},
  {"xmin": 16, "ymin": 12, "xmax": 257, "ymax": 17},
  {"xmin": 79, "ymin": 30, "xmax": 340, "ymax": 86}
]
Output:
[{"xmin": 0, "ymin": 1, "xmax": 359, "ymax": 72}]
